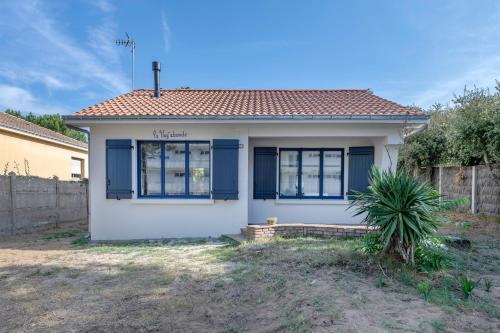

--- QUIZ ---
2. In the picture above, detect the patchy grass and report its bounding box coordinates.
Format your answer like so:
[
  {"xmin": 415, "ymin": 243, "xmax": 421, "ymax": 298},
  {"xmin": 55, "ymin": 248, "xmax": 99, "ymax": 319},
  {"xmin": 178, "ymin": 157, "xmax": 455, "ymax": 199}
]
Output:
[
  {"xmin": 42, "ymin": 229, "xmax": 81, "ymax": 240},
  {"xmin": 71, "ymin": 235, "xmax": 89, "ymax": 246},
  {"xmin": 0, "ymin": 213, "xmax": 499, "ymax": 332}
]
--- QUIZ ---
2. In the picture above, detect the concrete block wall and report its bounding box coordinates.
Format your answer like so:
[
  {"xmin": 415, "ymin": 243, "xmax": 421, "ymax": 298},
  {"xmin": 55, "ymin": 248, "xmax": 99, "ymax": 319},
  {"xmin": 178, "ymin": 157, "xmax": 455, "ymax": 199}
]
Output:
[
  {"xmin": 0, "ymin": 177, "xmax": 12, "ymax": 232},
  {"xmin": 416, "ymin": 165, "xmax": 499, "ymax": 216},
  {"xmin": 440, "ymin": 167, "xmax": 472, "ymax": 212},
  {"xmin": 476, "ymin": 165, "xmax": 500, "ymax": 215},
  {"xmin": 0, "ymin": 173, "xmax": 88, "ymax": 235}
]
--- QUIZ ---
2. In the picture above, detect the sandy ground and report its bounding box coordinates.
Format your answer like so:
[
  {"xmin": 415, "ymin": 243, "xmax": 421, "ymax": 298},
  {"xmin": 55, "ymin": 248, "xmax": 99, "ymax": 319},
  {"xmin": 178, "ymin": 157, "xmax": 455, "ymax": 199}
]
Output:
[{"xmin": 0, "ymin": 215, "xmax": 498, "ymax": 333}]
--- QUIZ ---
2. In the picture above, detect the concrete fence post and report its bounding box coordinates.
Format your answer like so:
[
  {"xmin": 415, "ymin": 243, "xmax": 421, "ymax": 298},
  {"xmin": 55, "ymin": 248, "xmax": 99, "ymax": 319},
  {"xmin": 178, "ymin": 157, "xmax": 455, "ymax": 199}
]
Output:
[
  {"xmin": 85, "ymin": 181, "xmax": 89, "ymax": 232},
  {"xmin": 438, "ymin": 166, "xmax": 443, "ymax": 202},
  {"xmin": 471, "ymin": 165, "xmax": 477, "ymax": 214},
  {"xmin": 54, "ymin": 176, "xmax": 60, "ymax": 229},
  {"xmin": 8, "ymin": 172, "xmax": 16, "ymax": 235}
]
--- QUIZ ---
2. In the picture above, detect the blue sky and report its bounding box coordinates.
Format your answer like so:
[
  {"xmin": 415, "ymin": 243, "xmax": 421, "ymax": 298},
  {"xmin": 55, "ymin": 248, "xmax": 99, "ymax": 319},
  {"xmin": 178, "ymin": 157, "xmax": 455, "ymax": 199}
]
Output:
[{"xmin": 0, "ymin": 0, "xmax": 499, "ymax": 115}]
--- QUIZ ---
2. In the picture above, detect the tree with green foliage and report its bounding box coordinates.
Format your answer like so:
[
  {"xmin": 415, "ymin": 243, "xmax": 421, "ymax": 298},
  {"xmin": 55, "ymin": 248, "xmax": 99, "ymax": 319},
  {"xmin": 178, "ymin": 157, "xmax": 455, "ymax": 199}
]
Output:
[
  {"xmin": 447, "ymin": 85, "xmax": 500, "ymax": 167},
  {"xmin": 399, "ymin": 105, "xmax": 449, "ymax": 170},
  {"xmin": 4, "ymin": 109, "xmax": 87, "ymax": 143},
  {"xmin": 399, "ymin": 83, "xmax": 500, "ymax": 170}
]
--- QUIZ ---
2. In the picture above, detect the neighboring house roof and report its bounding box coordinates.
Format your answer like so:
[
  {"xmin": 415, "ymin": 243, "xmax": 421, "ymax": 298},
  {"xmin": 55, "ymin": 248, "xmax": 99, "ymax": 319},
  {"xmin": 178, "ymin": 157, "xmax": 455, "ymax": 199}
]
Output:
[
  {"xmin": 70, "ymin": 89, "xmax": 427, "ymax": 120},
  {"xmin": 0, "ymin": 112, "xmax": 88, "ymax": 149}
]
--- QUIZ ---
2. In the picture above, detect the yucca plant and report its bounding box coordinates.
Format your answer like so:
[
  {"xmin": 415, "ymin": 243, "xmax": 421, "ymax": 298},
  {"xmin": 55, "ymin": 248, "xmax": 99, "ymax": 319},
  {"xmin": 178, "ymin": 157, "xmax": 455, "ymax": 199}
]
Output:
[
  {"xmin": 350, "ymin": 166, "xmax": 441, "ymax": 264},
  {"xmin": 461, "ymin": 275, "xmax": 480, "ymax": 300},
  {"xmin": 417, "ymin": 279, "xmax": 433, "ymax": 301},
  {"xmin": 484, "ymin": 278, "xmax": 493, "ymax": 292}
]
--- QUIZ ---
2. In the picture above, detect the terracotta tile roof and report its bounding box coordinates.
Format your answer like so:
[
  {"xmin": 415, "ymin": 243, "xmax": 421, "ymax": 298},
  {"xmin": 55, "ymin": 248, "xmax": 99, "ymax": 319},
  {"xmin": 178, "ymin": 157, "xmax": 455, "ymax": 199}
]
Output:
[
  {"xmin": 73, "ymin": 89, "xmax": 425, "ymax": 119},
  {"xmin": 0, "ymin": 112, "xmax": 87, "ymax": 149}
]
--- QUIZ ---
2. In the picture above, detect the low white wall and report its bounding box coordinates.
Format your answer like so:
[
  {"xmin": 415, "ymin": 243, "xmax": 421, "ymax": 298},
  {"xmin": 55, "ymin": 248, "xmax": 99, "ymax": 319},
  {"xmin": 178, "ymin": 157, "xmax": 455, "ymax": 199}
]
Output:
[{"xmin": 87, "ymin": 122, "xmax": 404, "ymax": 239}]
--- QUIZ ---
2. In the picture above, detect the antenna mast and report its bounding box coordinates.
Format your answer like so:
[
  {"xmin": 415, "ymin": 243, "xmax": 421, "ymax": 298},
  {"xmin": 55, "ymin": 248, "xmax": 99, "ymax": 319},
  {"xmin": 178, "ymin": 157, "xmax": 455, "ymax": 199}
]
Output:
[{"xmin": 115, "ymin": 32, "xmax": 136, "ymax": 90}]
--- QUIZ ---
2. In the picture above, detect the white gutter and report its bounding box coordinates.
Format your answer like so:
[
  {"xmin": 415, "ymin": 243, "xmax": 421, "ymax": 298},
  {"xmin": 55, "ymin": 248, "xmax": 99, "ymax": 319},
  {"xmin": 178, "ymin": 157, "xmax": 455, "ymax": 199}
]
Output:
[{"xmin": 404, "ymin": 123, "xmax": 428, "ymax": 138}]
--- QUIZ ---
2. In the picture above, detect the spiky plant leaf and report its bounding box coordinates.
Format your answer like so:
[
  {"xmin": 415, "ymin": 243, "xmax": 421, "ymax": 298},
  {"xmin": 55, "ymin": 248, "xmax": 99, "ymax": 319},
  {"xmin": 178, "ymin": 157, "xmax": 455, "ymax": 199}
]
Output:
[{"xmin": 350, "ymin": 166, "xmax": 441, "ymax": 264}]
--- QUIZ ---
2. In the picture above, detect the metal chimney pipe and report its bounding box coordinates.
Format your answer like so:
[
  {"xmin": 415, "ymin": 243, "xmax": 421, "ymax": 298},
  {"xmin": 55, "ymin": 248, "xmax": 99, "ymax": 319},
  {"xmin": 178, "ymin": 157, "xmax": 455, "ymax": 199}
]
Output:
[{"xmin": 152, "ymin": 61, "xmax": 161, "ymax": 98}]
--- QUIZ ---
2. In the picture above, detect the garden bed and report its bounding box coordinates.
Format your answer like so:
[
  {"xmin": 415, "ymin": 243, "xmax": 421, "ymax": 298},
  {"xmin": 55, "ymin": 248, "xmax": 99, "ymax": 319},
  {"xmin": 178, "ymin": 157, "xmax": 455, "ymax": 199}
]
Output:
[{"xmin": 246, "ymin": 223, "xmax": 374, "ymax": 240}]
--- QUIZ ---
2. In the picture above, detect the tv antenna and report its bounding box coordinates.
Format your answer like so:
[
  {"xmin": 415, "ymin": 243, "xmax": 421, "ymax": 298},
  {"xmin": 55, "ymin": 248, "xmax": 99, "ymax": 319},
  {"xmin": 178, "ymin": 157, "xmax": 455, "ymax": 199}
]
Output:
[{"xmin": 115, "ymin": 32, "xmax": 136, "ymax": 90}]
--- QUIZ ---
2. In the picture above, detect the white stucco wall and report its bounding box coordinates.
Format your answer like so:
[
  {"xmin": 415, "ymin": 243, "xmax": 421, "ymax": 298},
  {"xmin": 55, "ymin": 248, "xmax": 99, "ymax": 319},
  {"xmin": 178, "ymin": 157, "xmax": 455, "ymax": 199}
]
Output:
[
  {"xmin": 86, "ymin": 121, "xmax": 407, "ymax": 240},
  {"xmin": 89, "ymin": 123, "xmax": 249, "ymax": 240}
]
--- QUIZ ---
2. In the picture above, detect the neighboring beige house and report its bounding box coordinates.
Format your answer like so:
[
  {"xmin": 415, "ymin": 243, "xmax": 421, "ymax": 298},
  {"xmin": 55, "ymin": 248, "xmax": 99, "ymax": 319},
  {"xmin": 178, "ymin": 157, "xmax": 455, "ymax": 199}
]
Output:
[{"xmin": 0, "ymin": 112, "xmax": 88, "ymax": 180}]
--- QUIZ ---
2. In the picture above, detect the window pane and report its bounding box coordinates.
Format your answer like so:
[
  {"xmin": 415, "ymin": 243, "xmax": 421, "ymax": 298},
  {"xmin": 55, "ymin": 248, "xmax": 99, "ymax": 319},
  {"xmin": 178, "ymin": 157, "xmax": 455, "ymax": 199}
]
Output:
[
  {"xmin": 280, "ymin": 151, "xmax": 299, "ymax": 196},
  {"xmin": 71, "ymin": 158, "xmax": 82, "ymax": 174},
  {"xmin": 71, "ymin": 158, "xmax": 82, "ymax": 180},
  {"xmin": 165, "ymin": 143, "xmax": 186, "ymax": 195},
  {"xmin": 189, "ymin": 143, "xmax": 210, "ymax": 196},
  {"xmin": 141, "ymin": 143, "xmax": 161, "ymax": 196},
  {"xmin": 301, "ymin": 151, "xmax": 320, "ymax": 196},
  {"xmin": 323, "ymin": 151, "xmax": 342, "ymax": 196}
]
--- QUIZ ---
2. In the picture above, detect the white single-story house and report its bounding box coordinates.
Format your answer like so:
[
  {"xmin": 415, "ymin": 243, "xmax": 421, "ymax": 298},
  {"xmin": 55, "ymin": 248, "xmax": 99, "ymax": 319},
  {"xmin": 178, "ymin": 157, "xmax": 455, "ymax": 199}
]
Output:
[{"xmin": 64, "ymin": 62, "xmax": 428, "ymax": 240}]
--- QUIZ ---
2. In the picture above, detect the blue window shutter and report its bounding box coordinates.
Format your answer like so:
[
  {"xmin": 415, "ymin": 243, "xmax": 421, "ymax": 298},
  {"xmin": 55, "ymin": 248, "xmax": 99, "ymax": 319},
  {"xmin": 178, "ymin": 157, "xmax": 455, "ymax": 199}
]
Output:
[
  {"xmin": 253, "ymin": 147, "xmax": 277, "ymax": 199},
  {"xmin": 348, "ymin": 146, "xmax": 374, "ymax": 196},
  {"xmin": 212, "ymin": 139, "xmax": 239, "ymax": 200},
  {"xmin": 106, "ymin": 139, "xmax": 133, "ymax": 199}
]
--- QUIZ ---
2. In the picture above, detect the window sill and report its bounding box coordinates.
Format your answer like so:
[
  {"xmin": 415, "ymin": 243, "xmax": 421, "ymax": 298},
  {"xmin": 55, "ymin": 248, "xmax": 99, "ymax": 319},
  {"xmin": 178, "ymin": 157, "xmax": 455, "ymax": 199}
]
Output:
[
  {"xmin": 274, "ymin": 199, "xmax": 349, "ymax": 205},
  {"xmin": 130, "ymin": 199, "xmax": 215, "ymax": 205}
]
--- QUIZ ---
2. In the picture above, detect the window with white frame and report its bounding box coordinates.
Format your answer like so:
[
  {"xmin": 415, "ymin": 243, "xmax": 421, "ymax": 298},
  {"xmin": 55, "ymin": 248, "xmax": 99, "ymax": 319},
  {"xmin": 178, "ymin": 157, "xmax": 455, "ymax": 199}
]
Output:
[
  {"xmin": 71, "ymin": 158, "xmax": 83, "ymax": 180},
  {"xmin": 279, "ymin": 148, "xmax": 343, "ymax": 199}
]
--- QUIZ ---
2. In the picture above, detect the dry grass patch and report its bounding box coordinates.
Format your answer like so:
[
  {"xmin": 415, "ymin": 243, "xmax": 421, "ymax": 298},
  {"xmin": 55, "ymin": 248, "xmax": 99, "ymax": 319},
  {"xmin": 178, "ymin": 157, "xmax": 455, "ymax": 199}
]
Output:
[{"xmin": 0, "ymin": 214, "xmax": 499, "ymax": 332}]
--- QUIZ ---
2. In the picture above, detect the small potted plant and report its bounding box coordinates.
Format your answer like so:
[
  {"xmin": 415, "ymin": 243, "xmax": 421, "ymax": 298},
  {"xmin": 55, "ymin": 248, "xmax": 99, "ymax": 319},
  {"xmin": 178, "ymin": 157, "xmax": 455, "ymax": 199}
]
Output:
[{"xmin": 266, "ymin": 217, "xmax": 278, "ymax": 225}]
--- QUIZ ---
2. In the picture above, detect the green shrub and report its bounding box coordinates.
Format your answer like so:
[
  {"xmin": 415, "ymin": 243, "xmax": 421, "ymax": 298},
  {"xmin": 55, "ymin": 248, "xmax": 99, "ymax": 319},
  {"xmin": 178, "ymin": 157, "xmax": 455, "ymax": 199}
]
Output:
[
  {"xmin": 399, "ymin": 85, "xmax": 500, "ymax": 168},
  {"xmin": 461, "ymin": 275, "xmax": 480, "ymax": 300},
  {"xmin": 415, "ymin": 237, "xmax": 452, "ymax": 272},
  {"xmin": 437, "ymin": 198, "xmax": 470, "ymax": 212},
  {"xmin": 43, "ymin": 230, "xmax": 80, "ymax": 240},
  {"xmin": 431, "ymin": 320, "xmax": 447, "ymax": 331},
  {"xmin": 398, "ymin": 105, "xmax": 449, "ymax": 170},
  {"xmin": 375, "ymin": 275, "xmax": 387, "ymax": 288},
  {"xmin": 71, "ymin": 235, "xmax": 90, "ymax": 246},
  {"xmin": 350, "ymin": 166, "xmax": 441, "ymax": 264},
  {"xmin": 358, "ymin": 233, "xmax": 384, "ymax": 254},
  {"xmin": 417, "ymin": 279, "xmax": 433, "ymax": 301}
]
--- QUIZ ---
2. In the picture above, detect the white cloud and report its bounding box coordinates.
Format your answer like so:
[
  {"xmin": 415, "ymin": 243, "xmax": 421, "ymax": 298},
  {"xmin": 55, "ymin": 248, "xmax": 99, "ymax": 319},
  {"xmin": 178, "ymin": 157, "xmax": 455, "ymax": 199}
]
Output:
[
  {"xmin": 0, "ymin": 65, "xmax": 68, "ymax": 91},
  {"xmin": 88, "ymin": 22, "xmax": 121, "ymax": 64},
  {"xmin": 408, "ymin": 7, "xmax": 500, "ymax": 107},
  {"xmin": 161, "ymin": 12, "xmax": 172, "ymax": 52},
  {"xmin": 0, "ymin": 85, "xmax": 67, "ymax": 114},
  {"xmin": 0, "ymin": 0, "xmax": 128, "ymax": 114},
  {"xmin": 18, "ymin": 3, "xmax": 128, "ymax": 94},
  {"xmin": 412, "ymin": 57, "xmax": 500, "ymax": 107},
  {"xmin": 91, "ymin": 0, "xmax": 115, "ymax": 13}
]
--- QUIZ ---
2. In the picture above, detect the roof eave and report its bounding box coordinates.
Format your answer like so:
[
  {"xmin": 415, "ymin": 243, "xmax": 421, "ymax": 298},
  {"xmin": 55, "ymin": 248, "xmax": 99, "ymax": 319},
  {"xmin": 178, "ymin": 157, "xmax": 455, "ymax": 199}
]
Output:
[
  {"xmin": 0, "ymin": 125, "xmax": 88, "ymax": 151},
  {"xmin": 64, "ymin": 114, "xmax": 429, "ymax": 124}
]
